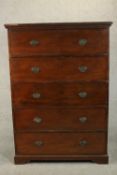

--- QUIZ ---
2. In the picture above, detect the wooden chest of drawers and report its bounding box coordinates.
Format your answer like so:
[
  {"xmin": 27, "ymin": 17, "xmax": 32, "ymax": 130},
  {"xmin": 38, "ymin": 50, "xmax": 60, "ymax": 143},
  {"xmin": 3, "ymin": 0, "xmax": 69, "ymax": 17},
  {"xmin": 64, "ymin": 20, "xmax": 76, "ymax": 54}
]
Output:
[{"xmin": 5, "ymin": 22, "xmax": 112, "ymax": 164}]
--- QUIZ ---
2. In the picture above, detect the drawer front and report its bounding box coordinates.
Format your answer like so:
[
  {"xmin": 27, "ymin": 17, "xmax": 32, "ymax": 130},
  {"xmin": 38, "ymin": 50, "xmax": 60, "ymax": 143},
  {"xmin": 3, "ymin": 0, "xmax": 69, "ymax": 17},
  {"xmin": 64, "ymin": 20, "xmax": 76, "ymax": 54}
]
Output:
[
  {"xmin": 14, "ymin": 107, "xmax": 107, "ymax": 131},
  {"xmin": 15, "ymin": 132, "xmax": 106, "ymax": 155},
  {"xmin": 10, "ymin": 56, "xmax": 108, "ymax": 82},
  {"xmin": 12, "ymin": 82, "xmax": 108, "ymax": 106},
  {"xmin": 9, "ymin": 29, "xmax": 108, "ymax": 57}
]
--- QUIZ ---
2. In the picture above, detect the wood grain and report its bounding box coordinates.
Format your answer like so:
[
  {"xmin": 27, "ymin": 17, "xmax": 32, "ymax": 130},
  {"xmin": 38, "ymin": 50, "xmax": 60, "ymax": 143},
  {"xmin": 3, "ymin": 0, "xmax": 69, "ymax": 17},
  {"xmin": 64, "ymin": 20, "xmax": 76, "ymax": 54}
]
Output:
[
  {"xmin": 10, "ymin": 56, "xmax": 108, "ymax": 82},
  {"xmin": 8, "ymin": 29, "xmax": 108, "ymax": 57},
  {"xmin": 12, "ymin": 82, "xmax": 108, "ymax": 106},
  {"xmin": 15, "ymin": 132, "xmax": 106, "ymax": 155},
  {"xmin": 14, "ymin": 107, "xmax": 107, "ymax": 131}
]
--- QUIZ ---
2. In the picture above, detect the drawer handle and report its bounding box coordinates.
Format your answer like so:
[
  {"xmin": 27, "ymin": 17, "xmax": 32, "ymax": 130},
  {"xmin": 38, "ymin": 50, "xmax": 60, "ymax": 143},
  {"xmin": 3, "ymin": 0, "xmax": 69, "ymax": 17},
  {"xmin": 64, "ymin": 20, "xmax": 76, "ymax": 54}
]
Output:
[
  {"xmin": 79, "ymin": 116, "xmax": 87, "ymax": 123},
  {"xmin": 30, "ymin": 39, "xmax": 39, "ymax": 46},
  {"xmin": 78, "ymin": 92, "xmax": 87, "ymax": 98},
  {"xmin": 33, "ymin": 117, "xmax": 42, "ymax": 124},
  {"xmin": 79, "ymin": 66, "xmax": 88, "ymax": 73},
  {"xmin": 79, "ymin": 39, "xmax": 87, "ymax": 46},
  {"xmin": 32, "ymin": 93, "xmax": 41, "ymax": 99},
  {"xmin": 31, "ymin": 67, "xmax": 40, "ymax": 73},
  {"xmin": 79, "ymin": 140, "xmax": 88, "ymax": 146},
  {"xmin": 34, "ymin": 141, "xmax": 43, "ymax": 147}
]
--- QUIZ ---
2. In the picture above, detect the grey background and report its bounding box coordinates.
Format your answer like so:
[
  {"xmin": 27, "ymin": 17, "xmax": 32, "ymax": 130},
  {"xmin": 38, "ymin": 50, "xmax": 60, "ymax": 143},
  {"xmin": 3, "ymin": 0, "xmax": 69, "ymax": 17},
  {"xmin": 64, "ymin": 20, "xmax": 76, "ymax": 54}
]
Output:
[{"xmin": 0, "ymin": 0, "xmax": 117, "ymax": 174}]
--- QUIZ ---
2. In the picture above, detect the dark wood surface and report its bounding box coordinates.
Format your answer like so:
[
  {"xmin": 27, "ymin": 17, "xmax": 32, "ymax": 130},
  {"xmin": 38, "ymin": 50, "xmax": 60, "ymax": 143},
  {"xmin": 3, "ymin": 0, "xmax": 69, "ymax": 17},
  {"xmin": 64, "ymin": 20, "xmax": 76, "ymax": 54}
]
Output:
[
  {"xmin": 14, "ymin": 155, "xmax": 108, "ymax": 164},
  {"xmin": 8, "ymin": 29, "xmax": 108, "ymax": 57},
  {"xmin": 14, "ymin": 107, "xmax": 107, "ymax": 131},
  {"xmin": 15, "ymin": 132, "xmax": 106, "ymax": 155},
  {"xmin": 5, "ymin": 22, "xmax": 112, "ymax": 164},
  {"xmin": 10, "ymin": 56, "xmax": 108, "ymax": 82},
  {"xmin": 5, "ymin": 22, "xmax": 112, "ymax": 29},
  {"xmin": 12, "ymin": 82, "xmax": 108, "ymax": 106}
]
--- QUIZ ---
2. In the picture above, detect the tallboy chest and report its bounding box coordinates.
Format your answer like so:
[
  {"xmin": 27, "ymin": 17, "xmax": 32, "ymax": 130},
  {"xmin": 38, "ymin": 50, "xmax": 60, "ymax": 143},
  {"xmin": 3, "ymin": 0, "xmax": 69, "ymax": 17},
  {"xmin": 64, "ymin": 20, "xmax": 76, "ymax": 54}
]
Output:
[{"xmin": 5, "ymin": 22, "xmax": 112, "ymax": 164}]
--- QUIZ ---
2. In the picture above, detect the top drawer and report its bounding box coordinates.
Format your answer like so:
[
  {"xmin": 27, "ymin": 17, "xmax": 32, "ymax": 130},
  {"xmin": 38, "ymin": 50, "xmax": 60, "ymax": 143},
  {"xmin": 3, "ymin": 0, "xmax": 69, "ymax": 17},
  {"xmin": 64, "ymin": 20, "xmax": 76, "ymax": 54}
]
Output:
[{"xmin": 8, "ymin": 29, "xmax": 108, "ymax": 57}]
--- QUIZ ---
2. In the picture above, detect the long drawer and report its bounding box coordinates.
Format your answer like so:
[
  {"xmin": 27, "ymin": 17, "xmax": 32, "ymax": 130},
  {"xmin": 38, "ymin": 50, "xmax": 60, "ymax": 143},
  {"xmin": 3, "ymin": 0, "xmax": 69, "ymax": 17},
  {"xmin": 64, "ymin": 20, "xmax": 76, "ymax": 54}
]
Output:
[
  {"xmin": 15, "ymin": 132, "xmax": 106, "ymax": 155},
  {"xmin": 12, "ymin": 82, "xmax": 108, "ymax": 106},
  {"xmin": 10, "ymin": 56, "xmax": 108, "ymax": 82},
  {"xmin": 14, "ymin": 107, "xmax": 107, "ymax": 131},
  {"xmin": 9, "ymin": 29, "xmax": 108, "ymax": 57}
]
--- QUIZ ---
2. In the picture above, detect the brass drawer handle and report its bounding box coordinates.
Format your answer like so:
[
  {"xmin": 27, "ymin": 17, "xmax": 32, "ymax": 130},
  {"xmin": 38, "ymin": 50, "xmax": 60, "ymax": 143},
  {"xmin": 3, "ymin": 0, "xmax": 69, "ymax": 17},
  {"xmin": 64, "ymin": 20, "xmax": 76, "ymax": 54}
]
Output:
[
  {"xmin": 29, "ymin": 39, "xmax": 39, "ymax": 46},
  {"xmin": 79, "ymin": 140, "xmax": 88, "ymax": 146},
  {"xmin": 32, "ymin": 93, "xmax": 41, "ymax": 99},
  {"xmin": 34, "ymin": 141, "xmax": 43, "ymax": 147},
  {"xmin": 79, "ymin": 66, "xmax": 88, "ymax": 73},
  {"xmin": 31, "ymin": 67, "xmax": 40, "ymax": 73},
  {"xmin": 79, "ymin": 39, "xmax": 87, "ymax": 46},
  {"xmin": 78, "ymin": 92, "xmax": 87, "ymax": 98},
  {"xmin": 33, "ymin": 117, "xmax": 42, "ymax": 124},
  {"xmin": 79, "ymin": 116, "xmax": 87, "ymax": 123}
]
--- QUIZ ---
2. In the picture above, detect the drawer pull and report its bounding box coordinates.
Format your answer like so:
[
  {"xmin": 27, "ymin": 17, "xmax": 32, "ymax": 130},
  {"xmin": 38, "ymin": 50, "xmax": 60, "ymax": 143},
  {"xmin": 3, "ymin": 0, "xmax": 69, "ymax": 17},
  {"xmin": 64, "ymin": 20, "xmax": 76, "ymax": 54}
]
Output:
[
  {"xmin": 79, "ymin": 66, "xmax": 88, "ymax": 73},
  {"xmin": 79, "ymin": 39, "xmax": 87, "ymax": 46},
  {"xmin": 79, "ymin": 140, "xmax": 88, "ymax": 146},
  {"xmin": 79, "ymin": 116, "xmax": 87, "ymax": 123},
  {"xmin": 30, "ymin": 39, "xmax": 39, "ymax": 46},
  {"xmin": 78, "ymin": 92, "xmax": 87, "ymax": 98},
  {"xmin": 32, "ymin": 93, "xmax": 41, "ymax": 99},
  {"xmin": 31, "ymin": 67, "xmax": 40, "ymax": 73},
  {"xmin": 34, "ymin": 141, "xmax": 43, "ymax": 147},
  {"xmin": 33, "ymin": 117, "xmax": 42, "ymax": 124}
]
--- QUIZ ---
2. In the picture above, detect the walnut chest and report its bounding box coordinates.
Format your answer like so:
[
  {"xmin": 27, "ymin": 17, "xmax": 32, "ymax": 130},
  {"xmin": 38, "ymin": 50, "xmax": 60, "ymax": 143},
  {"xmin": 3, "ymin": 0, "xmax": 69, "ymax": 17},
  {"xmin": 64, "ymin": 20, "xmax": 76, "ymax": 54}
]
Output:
[{"xmin": 5, "ymin": 22, "xmax": 112, "ymax": 164}]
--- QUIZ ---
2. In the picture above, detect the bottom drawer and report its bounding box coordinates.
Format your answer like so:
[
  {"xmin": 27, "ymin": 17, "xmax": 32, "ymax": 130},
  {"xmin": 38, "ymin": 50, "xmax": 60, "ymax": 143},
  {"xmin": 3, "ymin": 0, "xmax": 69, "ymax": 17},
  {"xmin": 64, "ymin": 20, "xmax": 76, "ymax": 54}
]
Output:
[{"xmin": 15, "ymin": 132, "xmax": 106, "ymax": 155}]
